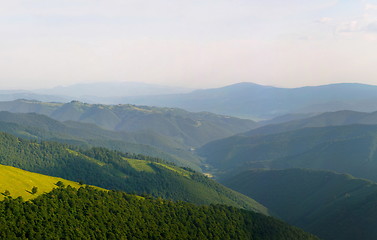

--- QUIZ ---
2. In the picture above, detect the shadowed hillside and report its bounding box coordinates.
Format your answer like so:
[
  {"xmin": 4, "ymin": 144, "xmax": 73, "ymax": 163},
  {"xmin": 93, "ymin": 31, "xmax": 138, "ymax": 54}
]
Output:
[
  {"xmin": 199, "ymin": 124, "xmax": 377, "ymax": 181},
  {"xmin": 223, "ymin": 168, "xmax": 377, "ymax": 240},
  {"xmin": 246, "ymin": 110, "xmax": 377, "ymax": 137}
]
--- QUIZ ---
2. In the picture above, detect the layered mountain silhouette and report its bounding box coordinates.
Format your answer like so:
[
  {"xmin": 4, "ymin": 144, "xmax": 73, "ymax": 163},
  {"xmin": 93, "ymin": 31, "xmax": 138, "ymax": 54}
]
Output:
[
  {"xmin": 247, "ymin": 110, "xmax": 377, "ymax": 137},
  {"xmin": 0, "ymin": 99, "xmax": 257, "ymax": 147},
  {"xmin": 0, "ymin": 100, "xmax": 258, "ymax": 170},
  {"xmin": 199, "ymin": 124, "xmax": 377, "ymax": 181},
  {"xmin": 121, "ymin": 82, "xmax": 377, "ymax": 119},
  {"xmin": 4, "ymin": 82, "xmax": 377, "ymax": 120}
]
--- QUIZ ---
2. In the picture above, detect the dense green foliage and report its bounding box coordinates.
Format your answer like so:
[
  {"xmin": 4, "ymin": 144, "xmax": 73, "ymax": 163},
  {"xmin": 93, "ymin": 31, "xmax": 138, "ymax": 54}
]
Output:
[
  {"xmin": 0, "ymin": 186, "xmax": 318, "ymax": 240},
  {"xmin": 0, "ymin": 132, "xmax": 266, "ymax": 212},
  {"xmin": 223, "ymin": 168, "xmax": 377, "ymax": 240},
  {"xmin": 198, "ymin": 111, "xmax": 377, "ymax": 239},
  {"xmin": 199, "ymin": 124, "xmax": 377, "ymax": 181}
]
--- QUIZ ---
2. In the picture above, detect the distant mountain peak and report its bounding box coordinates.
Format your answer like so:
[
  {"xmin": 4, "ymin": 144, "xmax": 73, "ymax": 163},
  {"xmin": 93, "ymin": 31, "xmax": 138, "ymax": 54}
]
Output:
[{"xmin": 217, "ymin": 82, "xmax": 274, "ymax": 90}]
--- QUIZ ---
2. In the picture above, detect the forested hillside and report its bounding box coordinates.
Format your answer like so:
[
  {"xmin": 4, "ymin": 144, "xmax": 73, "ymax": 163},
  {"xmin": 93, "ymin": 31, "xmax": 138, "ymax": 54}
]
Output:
[
  {"xmin": 0, "ymin": 186, "xmax": 318, "ymax": 240},
  {"xmin": 199, "ymin": 124, "xmax": 377, "ymax": 181},
  {"xmin": 0, "ymin": 100, "xmax": 258, "ymax": 171},
  {"xmin": 0, "ymin": 111, "xmax": 201, "ymax": 170},
  {"xmin": 223, "ymin": 168, "xmax": 377, "ymax": 240},
  {"xmin": 0, "ymin": 132, "xmax": 266, "ymax": 212}
]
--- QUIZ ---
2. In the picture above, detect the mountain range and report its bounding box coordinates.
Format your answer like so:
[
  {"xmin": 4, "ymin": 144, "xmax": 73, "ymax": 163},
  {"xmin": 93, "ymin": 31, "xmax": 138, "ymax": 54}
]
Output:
[
  {"xmin": 247, "ymin": 110, "xmax": 377, "ymax": 137},
  {"xmin": 5, "ymin": 82, "xmax": 377, "ymax": 120},
  {"xmin": 193, "ymin": 107, "xmax": 377, "ymax": 239},
  {"xmin": 0, "ymin": 126, "xmax": 323, "ymax": 239},
  {"xmin": 0, "ymin": 100, "xmax": 258, "ymax": 171},
  {"xmin": 0, "ymin": 99, "xmax": 257, "ymax": 147},
  {"xmin": 0, "ymin": 111, "xmax": 202, "ymax": 170},
  {"xmin": 34, "ymin": 82, "xmax": 193, "ymax": 98},
  {"xmin": 199, "ymin": 124, "xmax": 377, "ymax": 181},
  {"xmin": 121, "ymin": 82, "xmax": 377, "ymax": 119},
  {"xmin": 0, "ymin": 131, "xmax": 268, "ymax": 212},
  {"xmin": 0, "ymin": 82, "xmax": 192, "ymax": 104},
  {"xmin": 4, "ymin": 81, "xmax": 377, "ymax": 238}
]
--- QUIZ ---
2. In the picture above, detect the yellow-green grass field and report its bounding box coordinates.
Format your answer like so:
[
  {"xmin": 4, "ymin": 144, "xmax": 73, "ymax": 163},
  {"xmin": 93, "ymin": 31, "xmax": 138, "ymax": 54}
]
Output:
[
  {"xmin": 124, "ymin": 158, "xmax": 155, "ymax": 173},
  {"xmin": 124, "ymin": 158, "xmax": 192, "ymax": 178},
  {"xmin": 0, "ymin": 164, "xmax": 86, "ymax": 200},
  {"xmin": 154, "ymin": 162, "xmax": 192, "ymax": 178}
]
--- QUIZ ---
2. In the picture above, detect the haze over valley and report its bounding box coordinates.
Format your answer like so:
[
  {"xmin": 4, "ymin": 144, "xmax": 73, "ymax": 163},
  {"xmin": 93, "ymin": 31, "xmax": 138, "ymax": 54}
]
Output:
[
  {"xmin": 0, "ymin": 81, "xmax": 377, "ymax": 238},
  {"xmin": 2, "ymin": 0, "xmax": 377, "ymax": 239}
]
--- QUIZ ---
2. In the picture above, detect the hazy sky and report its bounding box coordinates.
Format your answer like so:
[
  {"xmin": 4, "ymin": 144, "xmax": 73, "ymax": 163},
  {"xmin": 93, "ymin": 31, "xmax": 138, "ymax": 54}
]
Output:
[{"xmin": 1, "ymin": 0, "xmax": 377, "ymax": 89}]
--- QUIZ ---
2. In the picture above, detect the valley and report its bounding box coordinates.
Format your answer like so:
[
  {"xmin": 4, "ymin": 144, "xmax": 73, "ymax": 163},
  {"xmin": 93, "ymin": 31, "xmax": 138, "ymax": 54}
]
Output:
[
  {"xmin": 3, "ymin": 90, "xmax": 377, "ymax": 239},
  {"xmin": 222, "ymin": 168, "xmax": 377, "ymax": 240},
  {"xmin": 3, "ymin": 1, "xmax": 376, "ymax": 238}
]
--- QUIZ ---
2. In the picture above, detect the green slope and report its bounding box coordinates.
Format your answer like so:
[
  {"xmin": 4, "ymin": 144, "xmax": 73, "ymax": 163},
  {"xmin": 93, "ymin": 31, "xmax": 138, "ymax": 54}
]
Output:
[
  {"xmin": 223, "ymin": 168, "xmax": 377, "ymax": 240},
  {"xmin": 121, "ymin": 157, "xmax": 267, "ymax": 212},
  {"xmin": 0, "ymin": 111, "xmax": 201, "ymax": 170},
  {"xmin": 0, "ymin": 164, "xmax": 84, "ymax": 200},
  {"xmin": 0, "ymin": 186, "xmax": 318, "ymax": 240},
  {"xmin": 0, "ymin": 131, "xmax": 267, "ymax": 213},
  {"xmin": 199, "ymin": 124, "xmax": 377, "ymax": 181},
  {"xmin": 0, "ymin": 99, "xmax": 258, "ymax": 171}
]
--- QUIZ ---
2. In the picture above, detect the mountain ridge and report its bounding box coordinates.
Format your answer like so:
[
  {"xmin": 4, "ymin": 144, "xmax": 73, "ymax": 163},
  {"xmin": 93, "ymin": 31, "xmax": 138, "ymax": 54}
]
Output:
[
  {"xmin": 120, "ymin": 82, "xmax": 377, "ymax": 119},
  {"xmin": 245, "ymin": 109, "xmax": 377, "ymax": 137},
  {"xmin": 0, "ymin": 131, "xmax": 267, "ymax": 213},
  {"xmin": 0, "ymin": 111, "xmax": 201, "ymax": 170},
  {"xmin": 199, "ymin": 124, "xmax": 377, "ymax": 181},
  {"xmin": 223, "ymin": 168, "xmax": 377, "ymax": 240},
  {"xmin": 0, "ymin": 99, "xmax": 258, "ymax": 147}
]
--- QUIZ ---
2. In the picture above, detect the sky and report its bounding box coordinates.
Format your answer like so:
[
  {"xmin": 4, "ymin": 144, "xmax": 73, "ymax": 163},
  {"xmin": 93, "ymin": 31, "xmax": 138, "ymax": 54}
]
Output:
[{"xmin": 1, "ymin": 0, "xmax": 377, "ymax": 89}]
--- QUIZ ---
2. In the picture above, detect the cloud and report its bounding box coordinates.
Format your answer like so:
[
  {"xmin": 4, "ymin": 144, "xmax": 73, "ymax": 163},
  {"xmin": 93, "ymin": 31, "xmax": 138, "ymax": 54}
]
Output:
[
  {"xmin": 318, "ymin": 17, "xmax": 333, "ymax": 23},
  {"xmin": 336, "ymin": 21, "xmax": 361, "ymax": 32},
  {"xmin": 365, "ymin": 3, "xmax": 377, "ymax": 11},
  {"xmin": 367, "ymin": 21, "xmax": 377, "ymax": 31}
]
